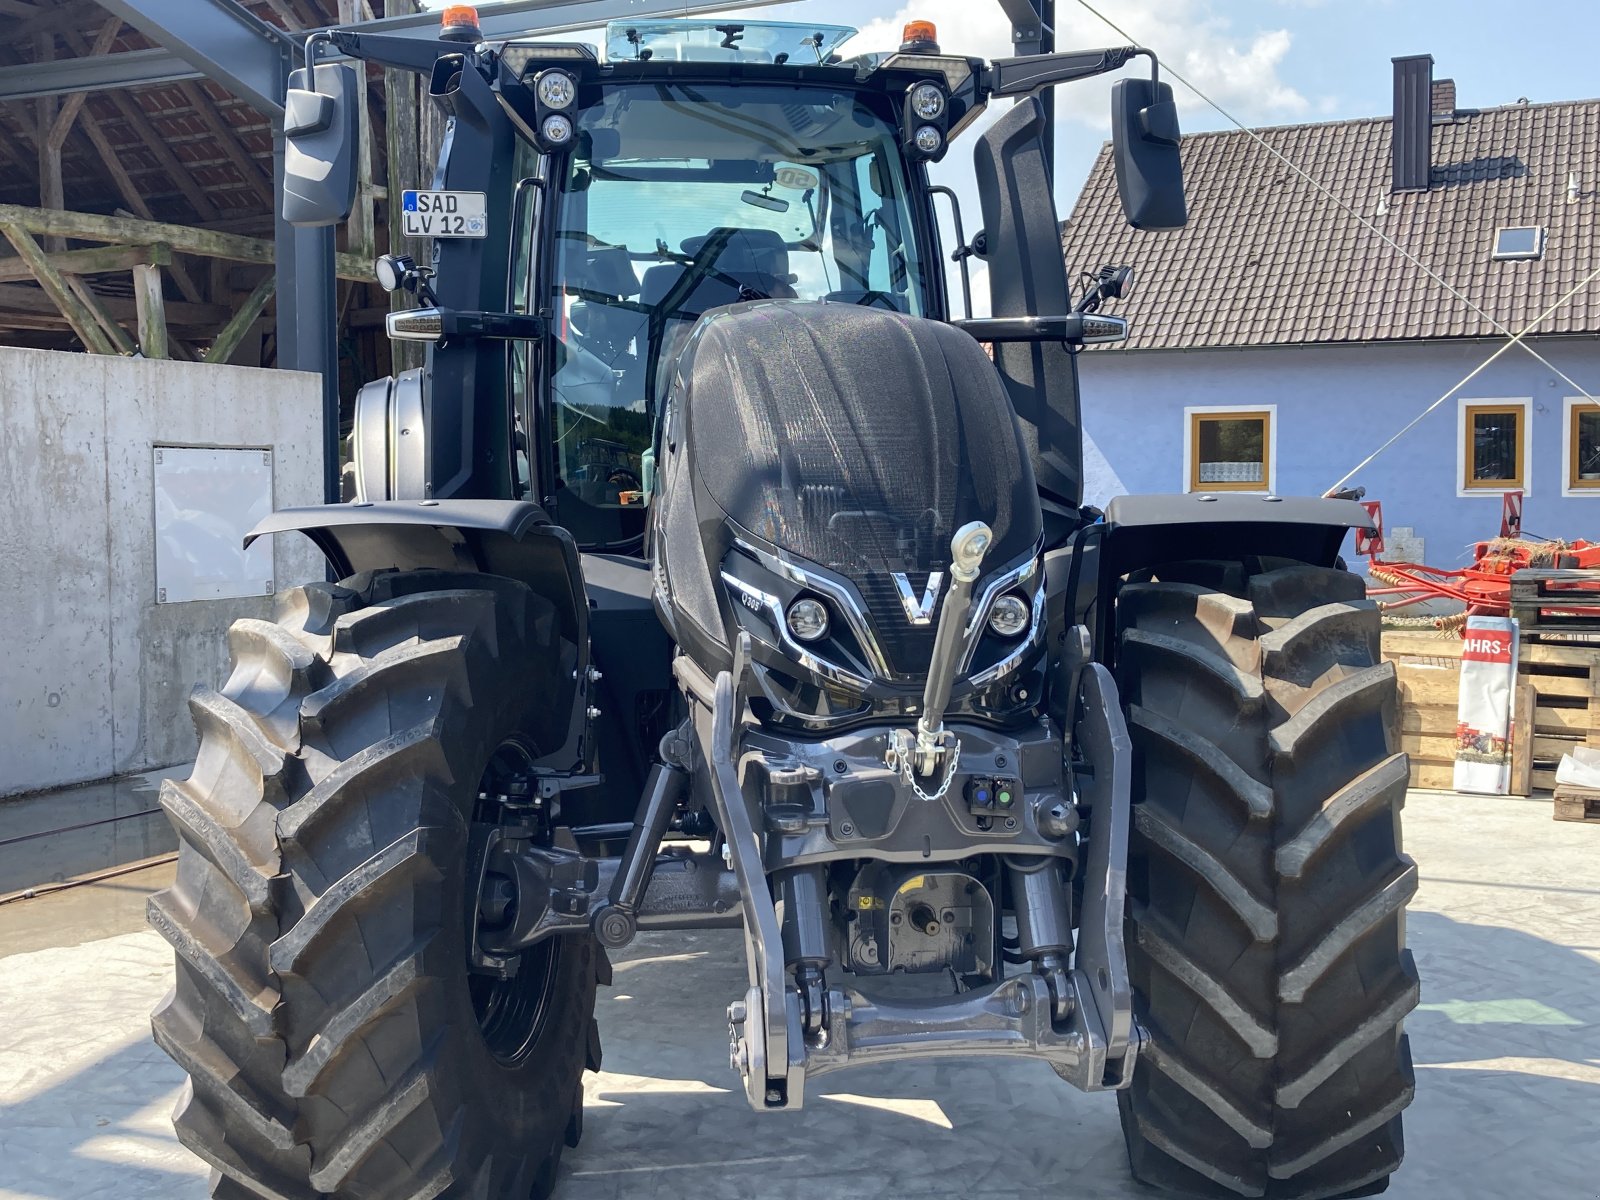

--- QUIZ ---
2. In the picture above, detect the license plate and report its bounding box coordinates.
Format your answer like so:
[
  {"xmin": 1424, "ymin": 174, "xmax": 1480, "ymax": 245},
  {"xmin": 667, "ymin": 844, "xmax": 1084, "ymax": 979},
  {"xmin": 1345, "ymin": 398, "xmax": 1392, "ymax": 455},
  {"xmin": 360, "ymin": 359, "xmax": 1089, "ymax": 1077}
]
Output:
[{"xmin": 400, "ymin": 189, "xmax": 488, "ymax": 238}]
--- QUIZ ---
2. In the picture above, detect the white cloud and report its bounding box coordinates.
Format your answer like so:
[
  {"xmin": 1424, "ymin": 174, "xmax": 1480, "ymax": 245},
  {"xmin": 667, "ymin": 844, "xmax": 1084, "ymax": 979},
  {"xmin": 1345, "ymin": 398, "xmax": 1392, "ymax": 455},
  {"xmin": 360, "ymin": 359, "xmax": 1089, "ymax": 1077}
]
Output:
[{"xmin": 850, "ymin": 0, "xmax": 1309, "ymax": 131}]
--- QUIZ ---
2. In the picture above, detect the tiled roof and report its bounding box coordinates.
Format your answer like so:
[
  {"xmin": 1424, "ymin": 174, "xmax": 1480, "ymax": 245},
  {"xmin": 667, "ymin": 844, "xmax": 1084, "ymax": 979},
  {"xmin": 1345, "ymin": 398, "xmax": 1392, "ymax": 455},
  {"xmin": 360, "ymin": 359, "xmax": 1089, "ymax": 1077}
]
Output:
[{"xmin": 1059, "ymin": 97, "xmax": 1600, "ymax": 350}]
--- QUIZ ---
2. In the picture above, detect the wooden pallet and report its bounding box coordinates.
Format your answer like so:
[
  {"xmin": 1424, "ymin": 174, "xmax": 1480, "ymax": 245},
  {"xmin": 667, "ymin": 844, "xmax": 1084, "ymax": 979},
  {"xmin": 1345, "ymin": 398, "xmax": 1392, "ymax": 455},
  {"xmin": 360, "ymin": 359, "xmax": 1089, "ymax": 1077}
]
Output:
[
  {"xmin": 1509, "ymin": 568, "xmax": 1600, "ymax": 639},
  {"xmin": 1382, "ymin": 629, "xmax": 1600, "ymax": 795},
  {"xmin": 1552, "ymin": 785, "xmax": 1600, "ymax": 823}
]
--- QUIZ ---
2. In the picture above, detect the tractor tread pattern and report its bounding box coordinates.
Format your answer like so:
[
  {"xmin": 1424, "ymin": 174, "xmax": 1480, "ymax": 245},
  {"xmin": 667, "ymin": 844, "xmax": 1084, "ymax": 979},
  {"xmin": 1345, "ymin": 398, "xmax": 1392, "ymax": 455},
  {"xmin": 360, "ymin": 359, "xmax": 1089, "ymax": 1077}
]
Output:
[
  {"xmin": 1134, "ymin": 805, "xmax": 1278, "ymax": 941},
  {"xmin": 1276, "ymin": 753, "xmax": 1409, "ymax": 880},
  {"xmin": 1117, "ymin": 562, "xmax": 1415, "ymax": 1200},
  {"xmin": 149, "ymin": 573, "xmax": 597, "ymax": 1200},
  {"xmin": 1129, "ymin": 705, "xmax": 1274, "ymax": 819}
]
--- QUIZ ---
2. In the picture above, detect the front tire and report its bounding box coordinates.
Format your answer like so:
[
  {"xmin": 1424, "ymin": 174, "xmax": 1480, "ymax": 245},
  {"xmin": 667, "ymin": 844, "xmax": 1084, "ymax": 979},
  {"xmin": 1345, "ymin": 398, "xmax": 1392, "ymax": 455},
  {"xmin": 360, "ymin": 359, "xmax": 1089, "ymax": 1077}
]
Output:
[
  {"xmin": 1115, "ymin": 560, "xmax": 1417, "ymax": 1200},
  {"xmin": 150, "ymin": 570, "xmax": 600, "ymax": 1199}
]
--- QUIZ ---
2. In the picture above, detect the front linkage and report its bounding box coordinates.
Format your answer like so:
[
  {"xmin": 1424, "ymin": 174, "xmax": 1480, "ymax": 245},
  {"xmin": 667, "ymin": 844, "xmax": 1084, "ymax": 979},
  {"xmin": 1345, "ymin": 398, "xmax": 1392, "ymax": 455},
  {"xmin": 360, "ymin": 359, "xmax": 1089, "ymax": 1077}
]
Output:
[{"xmin": 470, "ymin": 619, "xmax": 1141, "ymax": 1111}]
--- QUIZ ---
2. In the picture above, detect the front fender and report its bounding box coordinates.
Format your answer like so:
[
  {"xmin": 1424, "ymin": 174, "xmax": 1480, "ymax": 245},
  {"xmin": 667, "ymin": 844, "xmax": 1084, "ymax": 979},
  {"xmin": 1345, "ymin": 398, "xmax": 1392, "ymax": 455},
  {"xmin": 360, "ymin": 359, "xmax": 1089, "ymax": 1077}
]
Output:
[
  {"xmin": 248, "ymin": 497, "xmax": 587, "ymax": 672},
  {"xmin": 1099, "ymin": 493, "xmax": 1375, "ymax": 578},
  {"xmin": 1044, "ymin": 493, "xmax": 1376, "ymax": 673}
]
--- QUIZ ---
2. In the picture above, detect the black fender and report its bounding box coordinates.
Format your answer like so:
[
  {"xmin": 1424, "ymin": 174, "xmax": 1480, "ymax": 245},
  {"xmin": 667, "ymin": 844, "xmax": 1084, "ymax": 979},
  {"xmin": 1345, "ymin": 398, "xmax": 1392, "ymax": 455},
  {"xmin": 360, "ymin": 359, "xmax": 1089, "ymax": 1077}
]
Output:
[
  {"xmin": 1046, "ymin": 493, "xmax": 1377, "ymax": 667},
  {"xmin": 248, "ymin": 499, "xmax": 593, "ymax": 769},
  {"xmin": 1098, "ymin": 493, "xmax": 1373, "ymax": 577}
]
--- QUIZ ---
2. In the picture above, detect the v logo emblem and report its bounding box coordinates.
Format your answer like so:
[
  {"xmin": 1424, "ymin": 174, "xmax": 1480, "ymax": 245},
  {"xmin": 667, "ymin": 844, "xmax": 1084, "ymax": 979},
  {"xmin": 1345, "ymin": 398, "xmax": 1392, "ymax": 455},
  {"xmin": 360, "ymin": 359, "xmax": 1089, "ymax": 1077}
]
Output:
[{"xmin": 892, "ymin": 572, "xmax": 945, "ymax": 625}]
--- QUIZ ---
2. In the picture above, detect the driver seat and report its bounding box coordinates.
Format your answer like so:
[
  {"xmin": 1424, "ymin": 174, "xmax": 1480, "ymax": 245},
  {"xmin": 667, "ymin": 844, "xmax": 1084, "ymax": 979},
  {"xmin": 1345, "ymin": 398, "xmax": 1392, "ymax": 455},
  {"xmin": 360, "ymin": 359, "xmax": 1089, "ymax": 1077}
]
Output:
[{"xmin": 640, "ymin": 228, "xmax": 800, "ymax": 385}]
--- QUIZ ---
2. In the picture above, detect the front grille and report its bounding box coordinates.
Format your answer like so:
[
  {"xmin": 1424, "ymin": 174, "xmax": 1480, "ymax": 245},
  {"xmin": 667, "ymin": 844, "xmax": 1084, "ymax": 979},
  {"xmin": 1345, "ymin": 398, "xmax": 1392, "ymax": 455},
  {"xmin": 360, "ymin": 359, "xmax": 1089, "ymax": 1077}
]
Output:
[{"xmin": 855, "ymin": 573, "xmax": 937, "ymax": 679}]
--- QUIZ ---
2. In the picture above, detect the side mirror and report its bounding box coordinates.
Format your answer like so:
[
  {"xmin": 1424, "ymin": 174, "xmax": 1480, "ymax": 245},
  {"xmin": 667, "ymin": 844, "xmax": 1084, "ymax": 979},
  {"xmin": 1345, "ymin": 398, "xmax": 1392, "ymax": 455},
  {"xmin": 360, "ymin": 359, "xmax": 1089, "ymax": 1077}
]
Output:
[
  {"xmin": 281, "ymin": 61, "xmax": 359, "ymax": 227},
  {"xmin": 1110, "ymin": 77, "xmax": 1187, "ymax": 231}
]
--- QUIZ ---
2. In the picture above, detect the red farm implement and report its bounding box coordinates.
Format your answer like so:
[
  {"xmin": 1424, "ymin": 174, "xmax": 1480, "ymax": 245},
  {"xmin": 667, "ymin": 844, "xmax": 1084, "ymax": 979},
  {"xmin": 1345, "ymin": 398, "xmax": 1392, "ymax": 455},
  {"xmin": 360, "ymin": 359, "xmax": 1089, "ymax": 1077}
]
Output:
[{"xmin": 1358, "ymin": 493, "xmax": 1600, "ymax": 636}]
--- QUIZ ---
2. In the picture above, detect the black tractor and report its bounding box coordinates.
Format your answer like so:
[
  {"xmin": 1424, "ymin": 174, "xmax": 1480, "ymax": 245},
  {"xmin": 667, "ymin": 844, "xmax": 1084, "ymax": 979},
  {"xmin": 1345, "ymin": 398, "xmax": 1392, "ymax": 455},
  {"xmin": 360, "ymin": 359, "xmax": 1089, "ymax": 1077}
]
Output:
[{"xmin": 150, "ymin": 12, "xmax": 1417, "ymax": 1200}]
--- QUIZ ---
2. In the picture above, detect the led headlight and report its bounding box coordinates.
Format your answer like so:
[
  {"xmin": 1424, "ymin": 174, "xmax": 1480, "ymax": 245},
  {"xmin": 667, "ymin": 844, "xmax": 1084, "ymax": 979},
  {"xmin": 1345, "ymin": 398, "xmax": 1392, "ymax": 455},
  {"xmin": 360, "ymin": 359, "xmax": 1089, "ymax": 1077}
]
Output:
[
  {"xmin": 913, "ymin": 125, "xmax": 943, "ymax": 155},
  {"xmin": 988, "ymin": 593, "xmax": 1031, "ymax": 638},
  {"xmin": 911, "ymin": 82, "xmax": 946, "ymax": 120},
  {"xmin": 536, "ymin": 70, "xmax": 576, "ymax": 110},
  {"xmin": 786, "ymin": 597, "xmax": 829, "ymax": 642},
  {"xmin": 541, "ymin": 113, "xmax": 574, "ymax": 145}
]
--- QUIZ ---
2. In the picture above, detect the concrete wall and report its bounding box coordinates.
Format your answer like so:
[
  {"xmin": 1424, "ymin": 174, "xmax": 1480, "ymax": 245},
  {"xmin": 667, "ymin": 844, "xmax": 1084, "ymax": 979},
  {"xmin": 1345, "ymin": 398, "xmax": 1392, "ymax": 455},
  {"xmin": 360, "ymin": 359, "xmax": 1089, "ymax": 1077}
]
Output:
[
  {"xmin": 1079, "ymin": 337, "xmax": 1600, "ymax": 570},
  {"xmin": 0, "ymin": 348, "xmax": 325, "ymax": 798}
]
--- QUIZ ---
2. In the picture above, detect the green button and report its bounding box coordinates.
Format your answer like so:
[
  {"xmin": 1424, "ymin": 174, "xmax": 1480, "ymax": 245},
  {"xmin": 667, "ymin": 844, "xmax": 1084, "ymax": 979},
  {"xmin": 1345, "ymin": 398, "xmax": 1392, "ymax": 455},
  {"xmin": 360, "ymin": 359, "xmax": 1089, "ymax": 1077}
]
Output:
[{"xmin": 996, "ymin": 788, "xmax": 1013, "ymax": 807}]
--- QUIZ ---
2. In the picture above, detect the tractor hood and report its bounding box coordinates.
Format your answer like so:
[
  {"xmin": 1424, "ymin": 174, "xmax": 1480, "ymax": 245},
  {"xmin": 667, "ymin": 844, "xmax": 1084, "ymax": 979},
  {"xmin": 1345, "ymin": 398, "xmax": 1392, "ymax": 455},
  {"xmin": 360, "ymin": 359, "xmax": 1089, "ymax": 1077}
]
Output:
[
  {"xmin": 670, "ymin": 301, "xmax": 1040, "ymax": 683},
  {"xmin": 682, "ymin": 302, "xmax": 1038, "ymax": 579}
]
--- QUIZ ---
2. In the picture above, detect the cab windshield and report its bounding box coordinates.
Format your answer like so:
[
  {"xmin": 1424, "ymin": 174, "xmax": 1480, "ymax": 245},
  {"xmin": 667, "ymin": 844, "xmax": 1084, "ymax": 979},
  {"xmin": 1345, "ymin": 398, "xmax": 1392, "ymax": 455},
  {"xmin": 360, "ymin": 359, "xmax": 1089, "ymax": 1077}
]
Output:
[{"xmin": 543, "ymin": 82, "xmax": 929, "ymax": 547}]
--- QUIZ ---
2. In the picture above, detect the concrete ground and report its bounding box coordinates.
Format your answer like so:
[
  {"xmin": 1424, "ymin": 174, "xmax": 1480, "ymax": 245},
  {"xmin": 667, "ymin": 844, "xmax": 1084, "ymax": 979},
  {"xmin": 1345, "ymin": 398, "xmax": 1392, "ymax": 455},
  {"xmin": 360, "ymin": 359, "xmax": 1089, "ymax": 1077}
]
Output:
[{"xmin": 1, "ymin": 790, "xmax": 1597, "ymax": 1200}]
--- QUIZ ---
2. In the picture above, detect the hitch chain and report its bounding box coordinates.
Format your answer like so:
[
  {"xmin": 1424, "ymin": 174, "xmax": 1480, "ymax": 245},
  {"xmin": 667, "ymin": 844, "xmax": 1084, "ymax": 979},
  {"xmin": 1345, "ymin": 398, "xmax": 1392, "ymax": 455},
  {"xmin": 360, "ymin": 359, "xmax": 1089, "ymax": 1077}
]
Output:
[{"xmin": 885, "ymin": 731, "xmax": 963, "ymax": 802}]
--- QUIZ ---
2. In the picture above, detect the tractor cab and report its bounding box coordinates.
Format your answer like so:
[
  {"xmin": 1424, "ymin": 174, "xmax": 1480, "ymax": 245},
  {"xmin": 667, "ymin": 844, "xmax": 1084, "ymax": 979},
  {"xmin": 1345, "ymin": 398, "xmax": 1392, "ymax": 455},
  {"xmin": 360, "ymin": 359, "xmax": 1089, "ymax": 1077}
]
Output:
[
  {"xmin": 314, "ymin": 15, "xmax": 1186, "ymax": 549},
  {"xmin": 534, "ymin": 29, "xmax": 949, "ymax": 546}
]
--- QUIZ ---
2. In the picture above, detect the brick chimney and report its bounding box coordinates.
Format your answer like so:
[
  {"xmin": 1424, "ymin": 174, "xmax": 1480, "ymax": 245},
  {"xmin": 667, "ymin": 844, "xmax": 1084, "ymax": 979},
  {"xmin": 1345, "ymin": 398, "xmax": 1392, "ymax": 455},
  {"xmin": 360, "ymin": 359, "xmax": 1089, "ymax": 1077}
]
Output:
[
  {"xmin": 1431, "ymin": 78, "xmax": 1457, "ymax": 121},
  {"xmin": 1392, "ymin": 54, "xmax": 1434, "ymax": 193}
]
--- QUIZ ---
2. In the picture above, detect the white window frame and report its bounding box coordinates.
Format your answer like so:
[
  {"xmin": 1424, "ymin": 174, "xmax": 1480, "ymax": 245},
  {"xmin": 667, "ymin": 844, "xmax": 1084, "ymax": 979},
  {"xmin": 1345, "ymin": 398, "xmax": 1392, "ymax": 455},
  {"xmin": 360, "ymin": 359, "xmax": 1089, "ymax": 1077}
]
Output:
[
  {"xmin": 1562, "ymin": 396, "xmax": 1600, "ymax": 497},
  {"xmin": 1456, "ymin": 397, "xmax": 1531, "ymax": 498},
  {"xmin": 1183, "ymin": 404, "xmax": 1278, "ymax": 495},
  {"xmin": 1492, "ymin": 225, "xmax": 1546, "ymax": 261}
]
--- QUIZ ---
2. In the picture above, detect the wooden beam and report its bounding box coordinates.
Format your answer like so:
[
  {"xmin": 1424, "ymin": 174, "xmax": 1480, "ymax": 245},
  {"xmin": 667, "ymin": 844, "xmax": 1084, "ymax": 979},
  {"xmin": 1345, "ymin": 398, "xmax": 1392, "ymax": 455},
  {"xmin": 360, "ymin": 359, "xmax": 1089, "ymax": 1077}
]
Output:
[
  {"xmin": 13, "ymin": 1, "xmax": 99, "ymax": 40},
  {"xmin": 205, "ymin": 274, "xmax": 276, "ymax": 364},
  {"xmin": 0, "ymin": 203, "xmax": 374, "ymax": 281},
  {"xmin": 259, "ymin": 0, "xmax": 301, "ymax": 28},
  {"xmin": 73, "ymin": 113, "xmax": 211, "ymax": 304},
  {"xmin": 65, "ymin": 104, "xmax": 209, "ymax": 306},
  {"xmin": 0, "ymin": 242, "xmax": 170, "ymax": 284},
  {"xmin": 132, "ymin": 264, "xmax": 169, "ymax": 359},
  {"xmin": 0, "ymin": 282, "xmax": 228, "ymax": 329},
  {"xmin": 73, "ymin": 109, "xmax": 152, "ymax": 218},
  {"xmin": 0, "ymin": 224, "xmax": 115, "ymax": 353},
  {"xmin": 47, "ymin": 18, "xmax": 121, "ymax": 153},
  {"xmin": 64, "ymin": 275, "xmax": 136, "ymax": 354},
  {"xmin": 0, "ymin": 312, "xmax": 73, "ymax": 331},
  {"xmin": 60, "ymin": 30, "xmax": 223, "ymax": 225},
  {"xmin": 33, "ymin": 35, "xmax": 63, "ymax": 251},
  {"xmin": 180, "ymin": 81, "xmax": 274, "ymax": 207}
]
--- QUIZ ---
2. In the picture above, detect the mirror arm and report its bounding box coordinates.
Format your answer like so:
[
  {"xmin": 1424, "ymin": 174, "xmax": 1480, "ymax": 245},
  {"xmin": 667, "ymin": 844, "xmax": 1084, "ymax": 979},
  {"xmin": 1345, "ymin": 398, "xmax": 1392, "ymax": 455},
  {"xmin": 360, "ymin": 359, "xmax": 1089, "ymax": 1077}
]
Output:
[
  {"xmin": 984, "ymin": 46, "xmax": 1156, "ymax": 98},
  {"xmin": 302, "ymin": 30, "xmax": 335, "ymax": 67},
  {"xmin": 328, "ymin": 29, "xmax": 460, "ymax": 74}
]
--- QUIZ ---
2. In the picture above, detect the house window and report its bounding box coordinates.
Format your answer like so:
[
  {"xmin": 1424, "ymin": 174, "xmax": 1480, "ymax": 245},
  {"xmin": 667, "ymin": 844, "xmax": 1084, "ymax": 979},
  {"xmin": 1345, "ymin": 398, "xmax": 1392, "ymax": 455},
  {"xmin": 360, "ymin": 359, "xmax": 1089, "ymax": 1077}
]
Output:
[
  {"xmin": 1566, "ymin": 398, "xmax": 1600, "ymax": 494},
  {"xmin": 1459, "ymin": 401, "xmax": 1528, "ymax": 493},
  {"xmin": 1187, "ymin": 408, "xmax": 1274, "ymax": 492},
  {"xmin": 1492, "ymin": 226, "xmax": 1545, "ymax": 261}
]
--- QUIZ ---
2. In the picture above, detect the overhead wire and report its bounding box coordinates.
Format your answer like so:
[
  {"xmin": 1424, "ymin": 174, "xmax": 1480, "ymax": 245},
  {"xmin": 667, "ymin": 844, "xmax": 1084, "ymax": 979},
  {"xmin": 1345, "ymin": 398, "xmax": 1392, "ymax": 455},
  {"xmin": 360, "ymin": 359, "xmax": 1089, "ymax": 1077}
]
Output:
[
  {"xmin": 1069, "ymin": 0, "xmax": 1599, "ymax": 492},
  {"xmin": 1323, "ymin": 265, "xmax": 1600, "ymax": 494}
]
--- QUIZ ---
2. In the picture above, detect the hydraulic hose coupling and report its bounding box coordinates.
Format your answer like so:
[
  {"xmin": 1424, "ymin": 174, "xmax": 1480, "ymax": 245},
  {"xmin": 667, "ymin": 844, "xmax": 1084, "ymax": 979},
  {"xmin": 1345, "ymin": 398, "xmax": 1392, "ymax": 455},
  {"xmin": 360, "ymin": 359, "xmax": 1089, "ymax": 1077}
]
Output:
[{"xmin": 912, "ymin": 520, "xmax": 993, "ymax": 774}]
